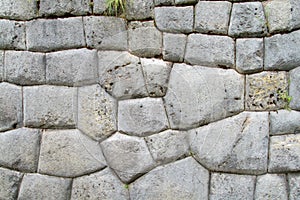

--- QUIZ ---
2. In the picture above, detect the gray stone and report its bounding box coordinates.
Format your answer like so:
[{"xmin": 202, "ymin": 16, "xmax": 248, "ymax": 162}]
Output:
[
  {"xmin": 0, "ymin": 167, "xmax": 23, "ymax": 200},
  {"xmin": 288, "ymin": 173, "xmax": 300, "ymax": 200},
  {"xmin": 98, "ymin": 51, "xmax": 147, "ymax": 99},
  {"xmin": 71, "ymin": 168, "xmax": 129, "ymax": 200},
  {"xmin": 141, "ymin": 58, "xmax": 172, "ymax": 97},
  {"xmin": 174, "ymin": 0, "xmax": 197, "ymax": 5},
  {"xmin": 0, "ymin": 19, "xmax": 26, "ymax": 50},
  {"xmin": 210, "ymin": 173, "xmax": 255, "ymax": 200},
  {"xmin": 0, "ymin": 83, "xmax": 22, "ymax": 132},
  {"xmin": 154, "ymin": 0, "xmax": 174, "ymax": 6},
  {"xmin": 26, "ymin": 17, "xmax": 85, "ymax": 52},
  {"xmin": 162, "ymin": 33, "xmax": 186, "ymax": 62},
  {"xmin": 145, "ymin": 130, "xmax": 189, "ymax": 165},
  {"xmin": 23, "ymin": 85, "xmax": 77, "ymax": 128},
  {"xmin": 46, "ymin": 49, "xmax": 98, "ymax": 86},
  {"xmin": 130, "ymin": 157, "xmax": 209, "ymax": 200},
  {"xmin": 236, "ymin": 38, "xmax": 264, "ymax": 74},
  {"xmin": 126, "ymin": 0, "xmax": 154, "ymax": 20},
  {"xmin": 39, "ymin": 129, "xmax": 106, "ymax": 177},
  {"xmin": 101, "ymin": 133, "xmax": 155, "ymax": 183},
  {"xmin": 269, "ymin": 134, "xmax": 300, "ymax": 172},
  {"xmin": 18, "ymin": 174, "xmax": 71, "ymax": 200},
  {"xmin": 93, "ymin": 0, "xmax": 106, "ymax": 14},
  {"xmin": 189, "ymin": 112, "xmax": 269, "ymax": 174},
  {"xmin": 270, "ymin": 110, "xmax": 300, "ymax": 135},
  {"xmin": 78, "ymin": 84, "xmax": 117, "ymax": 141},
  {"xmin": 84, "ymin": 16, "xmax": 127, "ymax": 50},
  {"xmin": 290, "ymin": 66, "xmax": 300, "ymax": 110},
  {"xmin": 0, "ymin": 0, "xmax": 37, "ymax": 20},
  {"xmin": 291, "ymin": 0, "xmax": 300, "ymax": 29},
  {"xmin": 229, "ymin": 2, "xmax": 267, "ymax": 37},
  {"xmin": 195, "ymin": 1, "xmax": 231, "ymax": 34},
  {"xmin": 4, "ymin": 51, "xmax": 46, "ymax": 85},
  {"xmin": 154, "ymin": 6, "xmax": 193, "ymax": 33},
  {"xmin": 0, "ymin": 51, "xmax": 3, "ymax": 82},
  {"xmin": 255, "ymin": 174, "xmax": 288, "ymax": 200},
  {"xmin": 118, "ymin": 98, "xmax": 169, "ymax": 136},
  {"xmin": 128, "ymin": 21, "xmax": 162, "ymax": 57},
  {"xmin": 185, "ymin": 34, "xmax": 234, "ymax": 68},
  {"xmin": 164, "ymin": 64, "xmax": 244, "ymax": 129}
]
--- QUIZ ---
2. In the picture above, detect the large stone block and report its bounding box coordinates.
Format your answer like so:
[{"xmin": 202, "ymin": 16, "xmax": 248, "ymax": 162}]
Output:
[
  {"xmin": 0, "ymin": 19, "xmax": 26, "ymax": 50},
  {"xmin": 0, "ymin": 0, "xmax": 37, "ymax": 20},
  {"xmin": 162, "ymin": 33, "xmax": 186, "ymax": 62},
  {"xmin": 0, "ymin": 167, "xmax": 23, "ymax": 200},
  {"xmin": 126, "ymin": 0, "xmax": 154, "ymax": 20},
  {"xmin": 288, "ymin": 173, "xmax": 300, "ymax": 200},
  {"xmin": 270, "ymin": 110, "xmax": 300, "ymax": 135},
  {"xmin": 290, "ymin": 66, "xmax": 300, "ymax": 110}
]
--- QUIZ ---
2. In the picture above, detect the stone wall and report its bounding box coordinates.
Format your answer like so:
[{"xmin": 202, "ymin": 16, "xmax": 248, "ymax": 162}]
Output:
[{"xmin": 0, "ymin": 0, "xmax": 300, "ymax": 199}]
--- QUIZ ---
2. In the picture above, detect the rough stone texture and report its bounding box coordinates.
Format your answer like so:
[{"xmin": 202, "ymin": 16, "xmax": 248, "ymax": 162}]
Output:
[
  {"xmin": 154, "ymin": 6, "xmax": 193, "ymax": 33},
  {"xmin": 26, "ymin": 17, "xmax": 85, "ymax": 52},
  {"xmin": 84, "ymin": 16, "xmax": 127, "ymax": 50},
  {"xmin": 141, "ymin": 58, "xmax": 172, "ymax": 97},
  {"xmin": 255, "ymin": 174, "xmax": 288, "ymax": 200},
  {"xmin": 185, "ymin": 34, "xmax": 234, "ymax": 68},
  {"xmin": 0, "ymin": 0, "xmax": 37, "ymax": 20},
  {"xmin": 39, "ymin": 129, "xmax": 106, "ymax": 177},
  {"xmin": 162, "ymin": 33, "xmax": 186, "ymax": 62},
  {"xmin": 101, "ymin": 133, "xmax": 156, "ymax": 183},
  {"xmin": 236, "ymin": 38, "xmax": 264, "ymax": 74},
  {"xmin": 71, "ymin": 168, "xmax": 129, "ymax": 200},
  {"xmin": 270, "ymin": 110, "xmax": 300, "ymax": 135},
  {"xmin": 4, "ymin": 51, "xmax": 46, "ymax": 85},
  {"xmin": 229, "ymin": 2, "xmax": 267, "ymax": 37},
  {"xmin": 269, "ymin": 134, "xmax": 300, "ymax": 172},
  {"xmin": 46, "ymin": 49, "xmax": 98, "ymax": 86},
  {"xmin": 0, "ymin": 19, "xmax": 26, "ymax": 50},
  {"xmin": 0, "ymin": 51, "xmax": 3, "ymax": 81},
  {"xmin": 93, "ymin": 0, "xmax": 106, "ymax": 14},
  {"xmin": 290, "ymin": 66, "xmax": 300, "ymax": 110},
  {"xmin": 128, "ymin": 21, "xmax": 162, "ymax": 57},
  {"xmin": 288, "ymin": 173, "xmax": 300, "ymax": 200},
  {"xmin": 0, "ymin": 167, "xmax": 23, "ymax": 200},
  {"xmin": 126, "ymin": 0, "xmax": 154, "ymax": 20},
  {"xmin": 154, "ymin": 0, "xmax": 174, "ymax": 6},
  {"xmin": 78, "ymin": 84, "xmax": 117, "ymax": 141},
  {"xmin": 130, "ymin": 157, "xmax": 209, "ymax": 200},
  {"xmin": 0, "ymin": 83, "xmax": 22, "ymax": 132},
  {"xmin": 290, "ymin": 0, "xmax": 300, "ymax": 29},
  {"xmin": 18, "ymin": 174, "xmax": 71, "ymax": 200},
  {"xmin": 195, "ymin": 1, "xmax": 231, "ymax": 34},
  {"xmin": 210, "ymin": 173, "xmax": 255, "ymax": 200},
  {"xmin": 164, "ymin": 64, "xmax": 244, "ymax": 129},
  {"xmin": 246, "ymin": 71, "xmax": 288, "ymax": 111},
  {"xmin": 23, "ymin": 85, "xmax": 77, "ymax": 128}
]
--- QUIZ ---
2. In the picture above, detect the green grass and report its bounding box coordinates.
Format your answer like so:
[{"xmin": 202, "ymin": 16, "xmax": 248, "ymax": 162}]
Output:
[{"xmin": 106, "ymin": 0, "xmax": 126, "ymax": 16}]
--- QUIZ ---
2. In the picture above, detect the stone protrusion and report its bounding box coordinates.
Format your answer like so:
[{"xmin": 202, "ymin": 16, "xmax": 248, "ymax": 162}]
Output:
[
  {"xmin": 0, "ymin": 19, "xmax": 26, "ymax": 50},
  {"xmin": 270, "ymin": 110, "xmax": 300, "ymax": 135},
  {"xmin": 0, "ymin": 167, "xmax": 23, "ymax": 200},
  {"xmin": 162, "ymin": 33, "xmax": 187, "ymax": 62}
]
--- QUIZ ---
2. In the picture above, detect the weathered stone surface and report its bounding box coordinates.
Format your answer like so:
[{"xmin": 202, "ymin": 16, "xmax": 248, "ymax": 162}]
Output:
[
  {"xmin": 128, "ymin": 21, "xmax": 162, "ymax": 57},
  {"xmin": 126, "ymin": 0, "xmax": 154, "ymax": 20},
  {"xmin": 39, "ymin": 129, "xmax": 106, "ymax": 177},
  {"xmin": 290, "ymin": 66, "xmax": 300, "ymax": 110},
  {"xmin": 189, "ymin": 112, "xmax": 269, "ymax": 174},
  {"xmin": 0, "ymin": 0, "xmax": 37, "ymax": 20},
  {"xmin": 98, "ymin": 51, "xmax": 147, "ymax": 99},
  {"xmin": 18, "ymin": 174, "xmax": 71, "ymax": 200},
  {"xmin": 141, "ymin": 58, "xmax": 172, "ymax": 97},
  {"xmin": 195, "ymin": 1, "xmax": 231, "ymax": 34},
  {"xmin": 270, "ymin": 110, "xmax": 300, "ymax": 135},
  {"xmin": 118, "ymin": 98, "xmax": 169, "ymax": 136},
  {"xmin": 130, "ymin": 157, "xmax": 209, "ymax": 200},
  {"xmin": 154, "ymin": 0, "xmax": 174, "ymax": 6},
  {"xmin": 174, "ymin": 0, "xmax": 197, "ymax": 5},
  {"xmin": 4, "ymin": 51, "xmax": 46, "ymax": 85},
  {"xmin": 78, "ymin": 84, "xmax": 117, "ymax": 141},
  {"xmin": 236, "ymin": 38, "xmax": 263, "ymax": 74},
  {"xmin": 39, "ymin": 0, "xmax": 90, "ymax": 16},
  {"xmin": 229, "ymin": 2, "xmax": 267, "ymax": 37},
  {"xmin": 255, "ymin": 174, "xmax": 288, "ymax": 200},
  {"xmin": 46, "ymin": 49, "xmax": 98, "ymax": 86},
  {"xmin": 0, "ymin": 83, "xmax": 22, "ymax": 132},
  {"xmin": 0, "ymin": 19, "xmax": 26, "ymax": 50},
  {"xmin": 93, "ymin": 0, "xmax": 106, "ymax": 14},
  {"xmin": 0, "ymin": 167, "xmax": 23, "ymax": 200},
  {"xmin": 290, "ymin": 0, "xmax": 300, "ymax": 29},
  {"xmin": 164, "ymin": 64, "xmax": 244, "ymax": 129},
  {"xmin": 0, "ymin": 51, "xmax": 3, "ymax": 82},
  {"xmin": 71, "ymin": 168, "xmax": 129, "ymax": 200},
  {"xmin": 23, "ymin": 85, "xmax": 76, "ymax": 128},
  {"xmin": 84, "ymin": 16, "xmax": 127, "ymax": 50},
  {"xmin": 269, "ymin": 134, "xmax": 300, "ymax": 172},
  {"xmin": 162, "ymin": 33, "xmax": 186, "ymax": 62},
  {"xmin": 246, "ymin": 71, "xmax": 288, "ymax": 110},
  {"xmin": 210, "ymin": 173, "xmax": 255, "ymax": 200},
  {"xmin": 185, "ymin": 34, "xmax": 234, "ymax": 68},
  {"xmin": 101, "ymin": 133, "xmax": 155, "ymax": 183},
  {"xmin": 288, "ymin": 173, "xmax": 300, "ymax": 200}
]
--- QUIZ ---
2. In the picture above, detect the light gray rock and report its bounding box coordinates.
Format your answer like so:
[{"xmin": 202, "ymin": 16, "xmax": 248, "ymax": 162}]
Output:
[
  {"xmin": 290, "ymin": 66, "xmax": 300, "ymax": 110},
  {"xmin": 162, "ymin": 33, "xmax": 186, "ymax": 62},
  {"xmin": 270, "ymin": 110, "xmax": 300, "ymax": 135},
  {"xmin": 185, "ymin": 34, "xmax": 234, "ymax": 68},
  {"xmin": 0, "ymin": 83, "xmax": 22, "ymax": 132},
  {"xmin": 154, "ymin": 0, "xmax": 174, "ymax": 6},
  {"xmin": 255, "ymin": 174, "xmax": 288, "ymax": 200},
  {"xmin": 288, "ymin": 173, "xmax": 300, "ymax": 200},
  {"xmin": 78, "ymin": 84, "xmax": 117, "ymax": 141},
  {"xmin": 141, "ymin": 58, "xmax": 172, "ymax": 97},
  {"xmin": 18, "ymin": 174, "xmax": 71, "ymax": 200},
  {"xmin": 0, "ymin": 19, "xmax": 26, "ymax": 50},
  {"xmin": 210, "ymin": 173, "xmax": 255, "ymax": 200},
  {"xmin": 0, "ymin": 51, "xmax": 3, "ymax": 82},
  {"xmin": 174, "ymin": 0, "xmax": 197, "ymax": 5},
  {"xmin": 4, "ymin": 51, "xmax": 46, "ymax": 85},
  {"xmin": 118, "ymin": 98, "xmax": 169, "ymax": 136},
  {"xmin": 236, "ymin": 38, "xmax": 264, "ymax": 74},
  {"xmin": 101, "ymin": 133, "xmax": 156, "ymax": 183},
  {"xmin": 195, "ymin": 1, "xmax": 231, "ymax": 34},
  {"xmin": 291, "ymin": 0, "xmax": 300, "ymax": 29},
  {"xmin": 0, "ymin": 167, "xmax": 23, "ymax": 200},
  {"xmin": 130, "ymin": 157, "xmax": 209, "ymax": 200},
  {"xmin": 269, "ymin": 134, "xmax": 300, "ymax": 172},
  {"xmin": 46, "ymin": 49, "xmax": 98, "ymax": 86},
  {"xmin": 0, "ymin": 0, "xmax": 37, "ymax": 20},
  {"xmin": 71, "ymin": 168, "xmax": 129, "ymax": 200},
  {"xmin": 84, "ymin": 16, "xmax": 127, "ymax": 50},
  {"xmin": 93, "ymin": 0, "xmax": 106, "ymax": 14},
  {"xmin": 23, "ymin": 85, "xmax": 77, "ymax": 128},
  {"xmin": 39, "ymin": 129, "xmax": 106, "ymax": 177},
  {"xmin": 229, "ymin": 2, "xmax": 267, "ymax": 37},
  {"xmin": 128, "ymin": 21, "xmax": 162, "ymax": 57},
  {"xmin": 164, "ymin": 64, "xmax": 244, "ymax": 129},
  {"xmin": 126, "ymin": 0, "xmax": 154, "ymax": 20}
]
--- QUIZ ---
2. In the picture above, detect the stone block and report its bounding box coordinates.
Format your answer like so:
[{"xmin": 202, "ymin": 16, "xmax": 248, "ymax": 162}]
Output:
[
  {"xmin": 0, "ymin": 0, "xmax": 37, "ymax": 20},
  {"xmin": 0, "ymin": 51, "xmax": 3, "ymax": 82},
  {"xmin": 154, "ymin": 0, "xmax": 174, "ymax": 6},
  {"xmin": 93, "ymin": 0, "xmax": 106, "ymax": 14},
  {"xmin": 0, "ymin": 167, "xmax": 23, "ymax": 200},
  {"xmin": 270, "ymin": 110, "xmax": 300, "ymax": 135},
  {"xmin": 0, "ymin": 19, "xmax": 26, "ymax": 50},
  {"xmin": 290, "ymin": 66, "xmax": 300, "ymax": 110},
  {"xmin": 288, "ymin": 173, "xmax": 300, "ymax": 200},
  {"xmin": 126, "ymin": 0, "xmax": 154, "ymax": 20},
  {"xmin": 162, "ymin": 33, "xmax": 186, "ymax": 62},
  {"xmin": 291, "ymin": 0, "xmax": 300, "ymax": 29},
  {"xmin": 174, "ymin": 0, "xmax": 197, "ymax": 5}
]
